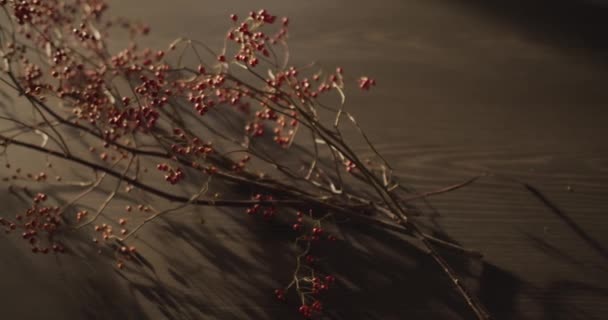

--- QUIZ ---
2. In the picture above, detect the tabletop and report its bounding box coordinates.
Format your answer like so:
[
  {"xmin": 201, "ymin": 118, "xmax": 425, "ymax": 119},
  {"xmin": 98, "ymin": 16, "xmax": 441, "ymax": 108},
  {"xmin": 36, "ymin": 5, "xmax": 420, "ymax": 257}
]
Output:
[{"xmin": 1, "ymin": 0, "xmax": 607, "ymax": 319}]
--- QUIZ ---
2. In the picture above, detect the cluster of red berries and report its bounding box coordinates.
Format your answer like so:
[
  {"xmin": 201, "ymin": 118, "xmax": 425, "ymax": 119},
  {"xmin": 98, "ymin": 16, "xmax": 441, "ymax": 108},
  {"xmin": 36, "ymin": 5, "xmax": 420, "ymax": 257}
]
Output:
[
  {"xmin": 275, "ymin": 272, "xmax": 336, "ymax": 318},
  {"xmin": 75, "ymin": 210, "xmax": 89, "ymax": 222},
  {"xmin": 298, "ymin": 304, "xmax": 313, "ymax": 318},
  {"xmin": 311, "ymin": 275, "xmax": 335, "ymax": 294},
  {"xmin": 292, "ymin": 212, "xmax": 337, "ymax": 240},
  {"xmin": 271, "ymin": 113, "xmax": 298, "ymax": 146},
  {"xmin": 225, "ymin": 10, "xmax": 283, "ymax": 67},
  {"xmin": 11, "ymin": 0, "xmax": 36, "ymax": 25},
  {"xmin": 265, "ymin": 66, "xmax": 345, "ymax": 106},
  {"xmin": 156, "ymin": 163, "xmax": 185, "ymax": 185},
  {"xmin": 245, "ymin": 194, "xmax": 277, "ymax": 219},
  {"xmin": 292, "ymin": 211, "xmax": 305, "ymax": 231},
  {"xmin": 299, "ymin": 227, "xmax": 334, "ymax": 242},
  {"xmin": 71, "ymin": 23, "xmax": 98, "ymax": 43},
  {"xmin": 252, "ymin": 108, "xmax": 297, "ymax": 146},
  {"xmin": 16, "ymin": 56, "xmax": 54, "ymax": 100},
  {"xmin": 298, "ymin": 275, "xmax": 336, "ymax": 317},
  {"xmin": 245, "ymin": 122, "xmax": 265, "ymax": 137},
  {"xmin": 231, "ymin": 155, "xmax": 251, "ymax": 172},
  {"xmin": 358, "ymin": 76, "xmax": 376, "ymax": 90},
  {"xmin": 2, "ymin": 192, "xmax": 66, "ymax": 254},
  {"xmin": 249, "ymin": 9, "xmax": 277, "ymax": 24},
  {"xmin": 344, "ymin": 160, "xmax": 357, "ymax": 173},
  {"xmin": 94, "ymin": 221, "xmax": 128, "ymax": 240},
  {"xmin": 182, "ymin": 69, "xmax": 252, "ymax": 116},
  {"xmin": 115, "ymin": 244, "xmax": 138, "ymax": 269},
  {"xmin": 168, "ymin": 129, "xmax": 215, "ymax": 158},
  {"xmin": 274, "ymin": 288, "xmax": 286, "ymax": 300},
  {"xmin": 298, "ymin": 300, "xmax": 324, "ymax": 318}
]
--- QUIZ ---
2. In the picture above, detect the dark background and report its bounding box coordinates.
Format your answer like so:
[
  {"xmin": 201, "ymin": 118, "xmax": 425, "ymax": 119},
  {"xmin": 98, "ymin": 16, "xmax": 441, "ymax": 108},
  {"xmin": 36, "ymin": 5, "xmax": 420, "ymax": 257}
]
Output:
[{"xmin": 1, "ymin": 0, "xmax": 607, "ymax": 319}]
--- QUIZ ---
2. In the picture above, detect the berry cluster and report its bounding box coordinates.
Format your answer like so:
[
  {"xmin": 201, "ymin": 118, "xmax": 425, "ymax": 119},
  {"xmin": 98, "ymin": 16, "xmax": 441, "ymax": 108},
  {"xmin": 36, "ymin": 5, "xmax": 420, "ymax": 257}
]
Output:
[
  {"xmin": 358, "ymin": 76, "xmax": 376, "ymax": 91},
  {"xmin": 245, "ymin": 193, "xmax": 277, "ymax": 219},
  {"xmin": 94, "ymin": 222, "xmax": 128, "ymax": 239},
  {"xmin": 225, "ymin": 9, "xmax": 285, "ymax": 67},
  {"xmin": 156, "ymin": 163, "xmax": 185, "ymax": 185},
  {"xmin": 1, "ymin": 192, "xmax": 65, "ymax": 254},
  {"xmin": 75, "ymin": 210, "xmax": 89, "ymax": 222},
  {"xmin": 11, "ymin": 0, "xmax": 35, "ymax": 25},
  {"xmin": 344, "ymin": 160, "xmax": 357, "ymax": 173},
  {"xmin": 231, "ymin": 154, "xmax": 251, "ymax": 172},
  {"xmin": 114, "ymin": 242, "xmax": 139, "ymax": 269},
  {"xmin": 290, "ymin": 272, "xmax": 336, "ymax": 319},
  {"xmin": 298, "ymin": 300, "xmax": 324, "ymax": 318}
]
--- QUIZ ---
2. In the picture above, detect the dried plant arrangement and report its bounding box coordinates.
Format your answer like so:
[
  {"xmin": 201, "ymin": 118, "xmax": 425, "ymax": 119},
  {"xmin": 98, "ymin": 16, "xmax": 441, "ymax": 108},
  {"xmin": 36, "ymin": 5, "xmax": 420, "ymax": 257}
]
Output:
[{"xmin": 0, "ymin": 1, "xmax": 492, "ymax": 319}]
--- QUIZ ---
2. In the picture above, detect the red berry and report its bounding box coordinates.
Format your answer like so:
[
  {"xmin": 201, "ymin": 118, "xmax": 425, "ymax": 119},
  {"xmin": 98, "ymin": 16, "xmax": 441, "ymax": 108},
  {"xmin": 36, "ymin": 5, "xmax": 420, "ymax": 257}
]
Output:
[
  {"xmin": 274, "ymin": 288, "xmax": 285, "ymax": 300},
  {"xmin": 197, "ymin": 65, "xmax": 206, "ymax": 74},
  {"xmin": 312, "ymin": 300, "xmax": 323, "ymax": 311},
  {"xmin": 305, "ymin": 255, "xmax": 315, "ymax": 264}
]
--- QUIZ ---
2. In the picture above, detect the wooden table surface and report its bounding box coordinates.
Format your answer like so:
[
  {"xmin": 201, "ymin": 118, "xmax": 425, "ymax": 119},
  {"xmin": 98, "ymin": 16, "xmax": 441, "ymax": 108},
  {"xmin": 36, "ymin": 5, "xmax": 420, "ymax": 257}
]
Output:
[{"xmin": 1, "ymin": 0, "xmax": 607, "ymax": 319}]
